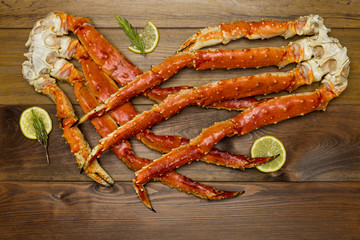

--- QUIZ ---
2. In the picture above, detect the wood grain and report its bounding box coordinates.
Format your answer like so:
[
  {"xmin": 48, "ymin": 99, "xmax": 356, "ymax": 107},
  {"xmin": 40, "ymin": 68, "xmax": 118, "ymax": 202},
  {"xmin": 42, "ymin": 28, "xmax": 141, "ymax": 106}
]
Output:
[
  {"xmin": 0, "ymin": 0, "xmax": 359, "ymax": 239},
  {"xmin": 0, "ymin": 0, "xmax": 359, "ymax": 28},
  {"xmin": 0, "ymin": 181, "xmax": 359, "ymax": 240}
]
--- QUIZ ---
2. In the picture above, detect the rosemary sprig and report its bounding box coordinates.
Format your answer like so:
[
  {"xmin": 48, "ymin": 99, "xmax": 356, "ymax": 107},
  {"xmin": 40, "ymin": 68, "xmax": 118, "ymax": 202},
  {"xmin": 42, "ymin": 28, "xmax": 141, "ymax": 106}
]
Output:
[
  {"xmin": 31, "ymin": 109, "xmax": 50, "ymax": 164},
  {"xmin": 115, "ymin": 14, "xmax": 146, "ymax": 54}
]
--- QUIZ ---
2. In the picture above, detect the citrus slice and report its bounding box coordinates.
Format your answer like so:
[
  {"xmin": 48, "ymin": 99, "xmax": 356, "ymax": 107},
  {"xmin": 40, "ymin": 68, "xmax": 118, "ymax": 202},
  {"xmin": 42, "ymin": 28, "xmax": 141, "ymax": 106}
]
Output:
[
  {"xmin": 20, "ymin": 106, "xmax": 52, "ymax": 139},
  {"xmin": 128, "ymin": 21, "xmax": 159, "ymax": 54},
  {"xmin": 251, "ymin": 135, "xmax": 286, "ymax": 173}
]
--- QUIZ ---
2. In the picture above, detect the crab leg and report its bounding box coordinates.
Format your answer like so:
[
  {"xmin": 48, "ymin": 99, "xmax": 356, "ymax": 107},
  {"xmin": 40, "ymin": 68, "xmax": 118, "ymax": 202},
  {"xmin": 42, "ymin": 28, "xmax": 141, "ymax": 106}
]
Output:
[
  {"xmin": 143, "ymin": 85, "xmax": 265, "ymax": 110},
  {"xmin": 82, "ymin": 59, "xmax": 322, "ymax": 170},
  {"xmin": 178, "ymin": 15, "xmax": 322, "ymax": 52},
  {"xmin": 21, "ymin": 65, "xmax": 114, "ymax": 186}
]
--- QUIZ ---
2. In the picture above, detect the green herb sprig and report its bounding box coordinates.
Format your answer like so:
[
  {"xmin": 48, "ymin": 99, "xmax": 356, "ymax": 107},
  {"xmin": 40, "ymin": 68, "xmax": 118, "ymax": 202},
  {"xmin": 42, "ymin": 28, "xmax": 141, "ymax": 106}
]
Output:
[
  {"xmin": 115, "ymin": 14, "xmax": 145, "ymax": 54},
  {"xmin": 31, "ymin": 109, "xmax": 50, "ymax": 164}
]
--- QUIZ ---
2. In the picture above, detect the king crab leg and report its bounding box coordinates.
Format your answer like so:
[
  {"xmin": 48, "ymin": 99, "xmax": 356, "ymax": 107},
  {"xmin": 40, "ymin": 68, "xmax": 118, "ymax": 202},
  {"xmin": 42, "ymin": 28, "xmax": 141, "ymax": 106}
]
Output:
[
  {"xmin": 142, "ymin": 85, "xmax": 266, "ymax": 110},
  {"xmin": 178, "ymin": 15, "xmax": 322, "ymax": 52},
  {"xmin": 21, "ymin": 65, "xmax": 114, "ymax": 187}
]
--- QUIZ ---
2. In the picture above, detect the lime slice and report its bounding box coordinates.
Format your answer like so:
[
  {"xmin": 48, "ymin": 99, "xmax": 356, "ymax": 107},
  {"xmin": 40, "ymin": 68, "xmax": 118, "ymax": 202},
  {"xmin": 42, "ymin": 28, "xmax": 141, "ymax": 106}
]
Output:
[
  {"xmin": 129, "ymin": 21, "xmax": 159, "ymax": 54},
  {"xmin": 251, "ymin": 135, "xmax": 286, "ymax": 173},
  {"xmin": 20, "ymin": 106, "xmax": 52, "ymax": 139}
]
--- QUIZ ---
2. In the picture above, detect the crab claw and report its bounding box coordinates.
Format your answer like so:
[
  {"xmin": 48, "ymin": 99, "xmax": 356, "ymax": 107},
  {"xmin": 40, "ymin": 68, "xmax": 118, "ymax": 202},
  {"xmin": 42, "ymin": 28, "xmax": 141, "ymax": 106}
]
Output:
[
  {"xmin": 132, "ymin": 179, "xmax": 155, "ymax": 212},
  {"xmin": 75, "ymin": 148, "xmax": 114, "ymax": 187}
]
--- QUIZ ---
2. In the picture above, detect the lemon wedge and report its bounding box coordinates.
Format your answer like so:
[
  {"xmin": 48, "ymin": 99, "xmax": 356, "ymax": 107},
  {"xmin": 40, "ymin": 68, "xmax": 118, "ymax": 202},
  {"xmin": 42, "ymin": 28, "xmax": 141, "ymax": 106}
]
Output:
[
  {"xmin": 251, "ymin": 135, "xmax": 286, "ymax": 173},
  {"xmin": 129, "ymin": 21, "xmax": 159, "ymax": 54}
]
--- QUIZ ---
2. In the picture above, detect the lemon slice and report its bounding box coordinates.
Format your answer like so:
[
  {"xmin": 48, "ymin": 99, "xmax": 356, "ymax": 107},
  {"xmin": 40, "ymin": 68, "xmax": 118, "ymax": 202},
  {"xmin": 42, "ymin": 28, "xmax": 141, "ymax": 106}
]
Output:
[
  {"xmin": 20, "ymin": 106, "xmax": 52, "ymax": 139},
  {"xmin": 128, "ymin": 21, "xmax": 159, "ymax": 54},
  {"xmin": 251, "ymin": 135, "xmax": 286, "ymax": 173}
]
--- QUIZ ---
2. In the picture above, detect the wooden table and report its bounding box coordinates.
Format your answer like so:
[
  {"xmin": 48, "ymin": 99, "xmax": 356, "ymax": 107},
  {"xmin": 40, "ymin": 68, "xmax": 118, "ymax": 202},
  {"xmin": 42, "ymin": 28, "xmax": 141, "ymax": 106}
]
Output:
[{"xmin": 1, "ymin": 0, "xmax": 359, "ymax": 239}]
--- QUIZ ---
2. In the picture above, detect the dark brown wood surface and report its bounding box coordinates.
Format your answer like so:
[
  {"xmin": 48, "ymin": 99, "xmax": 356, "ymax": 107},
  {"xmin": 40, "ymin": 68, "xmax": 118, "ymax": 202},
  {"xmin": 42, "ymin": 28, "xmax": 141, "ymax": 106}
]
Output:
[{"xmin": 0, "ymin": 0, "xmax": 359, "ymax": 239}]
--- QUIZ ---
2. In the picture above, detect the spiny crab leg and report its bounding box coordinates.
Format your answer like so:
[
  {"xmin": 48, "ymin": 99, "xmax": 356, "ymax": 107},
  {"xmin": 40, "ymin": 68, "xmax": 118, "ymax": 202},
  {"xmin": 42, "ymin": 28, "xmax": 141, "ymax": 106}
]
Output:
[
  {"xmin": 143, "ymin": 86, "xmax": 266, "ymax": 110},
  {"xmin": 21, "ymin": 65, "xmax": 114, "ymax": 187},
  {"xmin": 178, "ymin": 15, "xmax": 322, "ymax": 52}
]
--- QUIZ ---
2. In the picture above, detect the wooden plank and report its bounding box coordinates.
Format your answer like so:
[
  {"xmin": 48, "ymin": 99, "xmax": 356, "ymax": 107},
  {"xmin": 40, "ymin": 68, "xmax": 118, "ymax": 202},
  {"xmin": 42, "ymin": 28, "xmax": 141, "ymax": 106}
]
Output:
[
  {"xmin": 1, "ymin": 104, "xmax": 360, "ymax": 182},
  {"xmin": 0, "ymin": 1, "xmax": 359, "ymax": 239},
  {"xmin": 0, "ymin": 181, "xmax": 359, "ymax": 240},
  {"xmin": 0, "ymin": 0, "xmax": 359, "ymax": 28},
  {"xmin": 1, "ymin": 28, "xmax": 359, "ymax": 105}
]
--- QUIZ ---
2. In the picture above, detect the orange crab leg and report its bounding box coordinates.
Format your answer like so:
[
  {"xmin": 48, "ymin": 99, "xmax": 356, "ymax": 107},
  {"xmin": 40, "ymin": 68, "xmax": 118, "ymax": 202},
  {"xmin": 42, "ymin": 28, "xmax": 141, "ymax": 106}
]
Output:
[
  {"xmin": 178, "ymin": 15, "xmax": 321, "ymax": 52},
  {"xmin": 83, "ymin": 63, "xmax": 316, "ymax": 170},
  {"xmin": 33, "ymin": 80, "xmax": 114, "ymax": 186},
  {"xmin": 143, "ymin": 85, "xmax": 265, "ymax": 110},
  {"xmin": 135, "ymin": 85, "xmax": 337, "ymax": 185}
]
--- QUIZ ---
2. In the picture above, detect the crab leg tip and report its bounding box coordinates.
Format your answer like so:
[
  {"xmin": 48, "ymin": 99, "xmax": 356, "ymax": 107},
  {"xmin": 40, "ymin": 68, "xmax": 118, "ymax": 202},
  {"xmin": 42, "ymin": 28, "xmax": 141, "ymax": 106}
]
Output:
[{"xmin": 79, "ymin": 167, "xmax": 84, "ymax": 174}]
